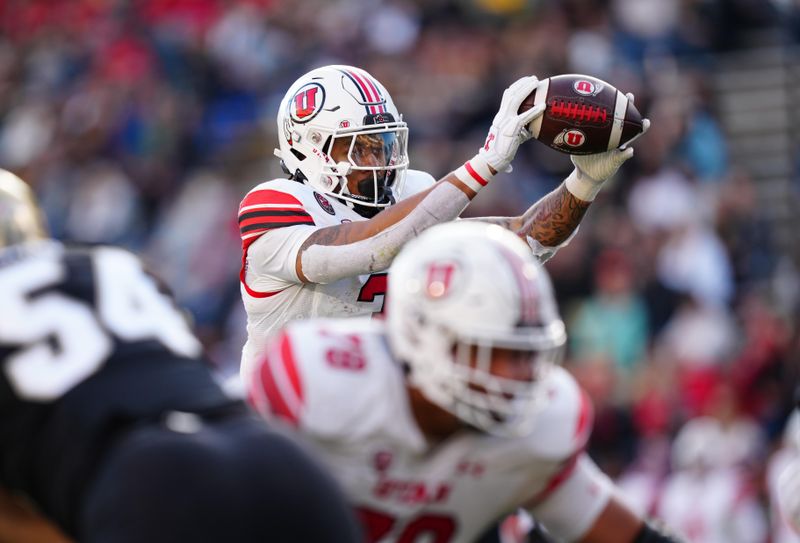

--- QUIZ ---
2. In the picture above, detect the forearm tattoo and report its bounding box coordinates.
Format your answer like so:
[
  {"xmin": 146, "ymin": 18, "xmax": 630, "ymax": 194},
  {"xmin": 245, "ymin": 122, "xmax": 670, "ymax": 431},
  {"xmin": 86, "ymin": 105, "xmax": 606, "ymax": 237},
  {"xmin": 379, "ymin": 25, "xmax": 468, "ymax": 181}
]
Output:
[
  {"xmin": 468, "ymin": 183, "xmax": 590, "ymax": 247},
  {"xmin": 522, "ymin": 183, "xmax": 590, "ymax": 246}
]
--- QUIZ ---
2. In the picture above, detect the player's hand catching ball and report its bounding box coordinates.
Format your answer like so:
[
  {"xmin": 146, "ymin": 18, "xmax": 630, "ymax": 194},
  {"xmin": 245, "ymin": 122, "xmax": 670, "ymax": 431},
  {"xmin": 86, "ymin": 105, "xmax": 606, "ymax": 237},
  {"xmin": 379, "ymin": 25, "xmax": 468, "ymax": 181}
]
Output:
[
  {"xmin": 567, "ymin": 93, "xmax": 650, "ymax": 201},
  {"xmin": 478, "ymin": 76, "xmax": 546, "ymax": 174}
]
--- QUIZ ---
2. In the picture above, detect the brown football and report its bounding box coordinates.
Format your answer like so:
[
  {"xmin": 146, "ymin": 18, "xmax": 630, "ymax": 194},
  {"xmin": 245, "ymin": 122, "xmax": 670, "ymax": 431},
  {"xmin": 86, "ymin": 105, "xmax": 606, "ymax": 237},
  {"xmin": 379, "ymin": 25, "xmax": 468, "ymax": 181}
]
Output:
[{"xmin": 519, "ymin": 74, "xmax": 644, "ymax": 155}]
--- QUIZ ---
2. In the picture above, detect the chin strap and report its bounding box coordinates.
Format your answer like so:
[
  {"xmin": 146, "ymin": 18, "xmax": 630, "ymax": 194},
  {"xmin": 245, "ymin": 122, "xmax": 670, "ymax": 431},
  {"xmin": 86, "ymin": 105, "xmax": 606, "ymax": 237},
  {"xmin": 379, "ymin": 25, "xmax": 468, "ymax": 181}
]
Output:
[{"xmin": 336, "ymin": 183, "xmax": 395, "ymax": 219}]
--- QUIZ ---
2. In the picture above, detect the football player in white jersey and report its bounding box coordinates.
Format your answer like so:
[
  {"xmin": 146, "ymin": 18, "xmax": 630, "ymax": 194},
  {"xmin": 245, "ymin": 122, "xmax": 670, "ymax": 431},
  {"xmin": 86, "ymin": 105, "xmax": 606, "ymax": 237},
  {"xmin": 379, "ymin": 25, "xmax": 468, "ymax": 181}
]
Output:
[
  {"xmin": 247, "ymin": 221, "xmax": 680, "ymax": 543},
  {"xmin": 238, "ymin": 65, "xmax": 649, "ymax": 380}
]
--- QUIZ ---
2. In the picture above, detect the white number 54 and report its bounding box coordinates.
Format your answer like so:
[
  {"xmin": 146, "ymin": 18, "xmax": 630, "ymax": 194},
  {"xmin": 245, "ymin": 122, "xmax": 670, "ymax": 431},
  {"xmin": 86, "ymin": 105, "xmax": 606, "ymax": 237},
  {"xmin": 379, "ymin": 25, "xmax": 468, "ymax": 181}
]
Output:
[{"xmin": 0, "ymin": 247, "xmax": 201, "ymax": 401}]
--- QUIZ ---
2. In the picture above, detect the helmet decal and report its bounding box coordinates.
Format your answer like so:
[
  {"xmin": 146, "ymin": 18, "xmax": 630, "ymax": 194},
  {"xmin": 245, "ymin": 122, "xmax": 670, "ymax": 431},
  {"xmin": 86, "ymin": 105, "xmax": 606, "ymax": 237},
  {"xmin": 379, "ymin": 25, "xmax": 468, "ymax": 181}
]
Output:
[
  {"xmin": 290, "ymin": 83, "xmax": 325, "ymax": 124},
  {"xmin": 313, "ymin": 192, "xmax": 336, "ymax": 215},
  {"xmin": 425, "ymin": 262, "xmax": 458, "ymax": 299},
  {"xmin": 496, "ymin": 245, "xmax": 540, "ymax": 327},
  {"xmin": 338, "ymin": 68, "xmax": 387, "ymax": 114}
]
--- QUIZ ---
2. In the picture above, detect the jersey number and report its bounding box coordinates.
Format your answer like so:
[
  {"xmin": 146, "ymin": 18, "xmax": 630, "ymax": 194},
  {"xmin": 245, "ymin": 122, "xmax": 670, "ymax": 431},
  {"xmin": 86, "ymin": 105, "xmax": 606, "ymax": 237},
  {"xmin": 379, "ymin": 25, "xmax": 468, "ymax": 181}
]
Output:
[
  {"xmin": 357, "ymin": 273, "xmax": 388, "ymax": 315},
  {"xmin": 324, "ymin": 333, "xmax": 366, "ymax": 371},
  {"xmin": 357, "ymin": 508, "xmax": 456, "ymax": 543},
  {"xmin": 0, "ymin": 249, "xmax": 201, "ymax": 401}
]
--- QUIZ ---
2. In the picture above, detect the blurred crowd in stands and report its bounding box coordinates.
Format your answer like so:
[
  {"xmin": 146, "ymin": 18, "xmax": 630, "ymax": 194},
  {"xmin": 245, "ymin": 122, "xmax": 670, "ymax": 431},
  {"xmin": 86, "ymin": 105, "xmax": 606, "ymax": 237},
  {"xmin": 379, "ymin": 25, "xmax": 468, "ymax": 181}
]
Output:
[{"xmin": 1, "ymin": 0, "xmax": 799, "ymax": 540}]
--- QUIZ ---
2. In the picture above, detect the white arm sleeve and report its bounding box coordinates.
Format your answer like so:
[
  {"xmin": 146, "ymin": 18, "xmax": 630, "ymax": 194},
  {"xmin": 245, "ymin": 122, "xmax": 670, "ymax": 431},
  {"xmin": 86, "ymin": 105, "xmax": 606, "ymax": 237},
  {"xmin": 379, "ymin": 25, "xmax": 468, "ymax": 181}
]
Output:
[
  {"xmin": 301, "ymin": 182, "xmax": 470, "ymax": 284},
  {"xmin": 528, "ymin": 454, "xmax": 614, "ymax": 542}
]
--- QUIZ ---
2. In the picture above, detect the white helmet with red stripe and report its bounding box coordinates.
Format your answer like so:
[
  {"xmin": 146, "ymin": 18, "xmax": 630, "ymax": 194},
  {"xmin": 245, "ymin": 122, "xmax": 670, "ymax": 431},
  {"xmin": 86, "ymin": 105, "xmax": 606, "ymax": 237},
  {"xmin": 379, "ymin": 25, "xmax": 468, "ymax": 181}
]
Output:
[
  {"xmin": 386, "ymin": 221, "xmax": 567, "ymax": 437},
  {"xmin": 275, "ymin": 65, "xmax": 409, "ymax": 217}
]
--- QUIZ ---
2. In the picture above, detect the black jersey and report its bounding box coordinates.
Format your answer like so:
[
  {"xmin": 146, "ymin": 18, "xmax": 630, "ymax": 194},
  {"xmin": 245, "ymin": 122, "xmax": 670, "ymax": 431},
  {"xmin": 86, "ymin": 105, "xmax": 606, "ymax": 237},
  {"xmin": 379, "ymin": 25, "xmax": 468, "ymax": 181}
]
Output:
[{"xmin": 0, "ymin": 241, "xmax": 236, "ymax": 531}]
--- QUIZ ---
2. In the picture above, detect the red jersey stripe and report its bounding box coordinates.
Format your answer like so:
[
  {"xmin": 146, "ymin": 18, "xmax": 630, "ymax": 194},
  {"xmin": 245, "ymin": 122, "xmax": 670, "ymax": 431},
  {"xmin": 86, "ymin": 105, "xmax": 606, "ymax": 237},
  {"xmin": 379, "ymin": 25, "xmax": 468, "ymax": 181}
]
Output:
[
  {"xmin": 239, "ymin": 209, "xmax": 312, "ymax": 222},
  {"xmin": 527, "ymin": 452, "xmax": 581, "ymax": 506},
  {"xmin": 240, "ymin": 216, "xmax": 315, "ymax": 235},
  {"xmin": 240, "ymin": 270, "xmax": 287, "ymax": 298},
  {"xmin": 279, "ymin": 333, "xmax": 303, "ymax": 402},
  {"xmin": 257, "ymin": 345, "xmax": 300, "ymax": 427},
  {"xmin": 239, "ymin": 189, "xmax": 306, "ymax": 213}
]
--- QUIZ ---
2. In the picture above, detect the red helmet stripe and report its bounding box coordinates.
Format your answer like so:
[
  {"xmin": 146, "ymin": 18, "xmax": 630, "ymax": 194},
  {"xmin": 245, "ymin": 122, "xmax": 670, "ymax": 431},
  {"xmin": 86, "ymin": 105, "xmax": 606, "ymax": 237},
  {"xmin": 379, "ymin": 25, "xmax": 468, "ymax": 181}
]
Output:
[
  {"xmin": 347, "ymin": 69, "xmax": 378, "ymax": 114},
  {"xmin": 574, "ymin": 388, "xmax": 593, "ymax": 440},
  {"xmin": 356, "ymin": 69, "xmax": 387, "ymax": 114},
  {"xmin": 348, "ymin": 71, "xmax": 386, "ymax": 113},
  {"xmin": 496, "ymin": 246, "xmax": 539, "ymax": 326}
]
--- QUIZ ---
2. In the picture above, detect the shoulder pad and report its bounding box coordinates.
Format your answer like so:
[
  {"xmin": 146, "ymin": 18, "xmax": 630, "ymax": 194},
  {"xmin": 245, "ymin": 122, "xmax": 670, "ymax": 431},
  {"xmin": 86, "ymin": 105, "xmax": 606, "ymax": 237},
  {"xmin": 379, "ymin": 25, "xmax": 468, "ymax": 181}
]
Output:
[
  {"xmin": 249, "ymin": 318, "xmax": 399, "ymax": 441},
  {"xmin": 239, "ymin": 181, "xmax": 315, "ymax": 247},
  {"xmin": 520, "ymin": 366, "xmax": 594, "ymax": 461},
  {"xmin": 397, "ymin": 169, "xmax": 436, "ymax": 200}
]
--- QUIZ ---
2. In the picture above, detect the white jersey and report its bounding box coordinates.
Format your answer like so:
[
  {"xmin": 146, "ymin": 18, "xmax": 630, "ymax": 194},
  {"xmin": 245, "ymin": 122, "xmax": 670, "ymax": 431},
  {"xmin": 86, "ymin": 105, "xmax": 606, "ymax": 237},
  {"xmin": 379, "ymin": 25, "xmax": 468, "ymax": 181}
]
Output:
[
  {"xmin": 237, "ymin": 171, "xmax": 434, "ymax": 379},
  {"xmin": 249, "ymin": 318, "xmax": 614, "ymax": 543}
]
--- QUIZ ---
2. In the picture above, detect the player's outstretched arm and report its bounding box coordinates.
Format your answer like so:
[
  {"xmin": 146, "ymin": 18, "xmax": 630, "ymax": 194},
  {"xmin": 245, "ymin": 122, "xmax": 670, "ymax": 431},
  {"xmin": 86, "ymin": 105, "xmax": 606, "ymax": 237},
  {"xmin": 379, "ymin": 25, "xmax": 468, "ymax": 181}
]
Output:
[
  {"xmin": 295, "ymin": 77, "xmax": 545, "ymax": 284},
  {"xmin": 528, "ymin": 453, "xmax": 682, "ymax": 543},
  {"xmin": 577, "ymin": 496, "xmax": 684, "ymax": 543},
  {"xmin": 471, "ymin": 97, "xmax": 650, "ymax": 262}
]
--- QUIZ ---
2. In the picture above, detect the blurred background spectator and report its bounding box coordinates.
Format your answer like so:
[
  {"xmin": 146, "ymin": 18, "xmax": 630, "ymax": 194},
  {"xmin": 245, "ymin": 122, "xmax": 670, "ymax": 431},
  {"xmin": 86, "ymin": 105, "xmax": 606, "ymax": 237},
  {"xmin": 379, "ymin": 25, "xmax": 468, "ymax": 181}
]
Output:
[{"xmin": 1, "ymin": 0, "xmax": 798, "ymax": 539}]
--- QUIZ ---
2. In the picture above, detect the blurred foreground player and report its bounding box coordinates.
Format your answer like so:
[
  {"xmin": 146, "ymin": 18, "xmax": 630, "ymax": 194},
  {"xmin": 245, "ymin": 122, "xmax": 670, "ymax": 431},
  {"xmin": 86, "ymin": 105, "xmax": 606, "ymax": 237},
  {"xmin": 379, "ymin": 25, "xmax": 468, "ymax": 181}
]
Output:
[
  {"xmin": 249, "ymin": 221, "xmax": 682, "ymax": 542},
  {"xmin": 0, "ymin": 170, "xmax": 362, "ymax": 543}
]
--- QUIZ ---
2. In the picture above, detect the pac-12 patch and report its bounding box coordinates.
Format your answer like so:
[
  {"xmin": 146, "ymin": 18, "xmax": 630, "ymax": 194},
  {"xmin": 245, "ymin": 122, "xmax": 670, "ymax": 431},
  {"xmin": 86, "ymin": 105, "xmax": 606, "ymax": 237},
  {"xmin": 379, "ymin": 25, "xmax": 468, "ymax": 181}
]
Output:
[{"xmin": 314, "ymin": 192, "xmax": 336, "ymax": 215}]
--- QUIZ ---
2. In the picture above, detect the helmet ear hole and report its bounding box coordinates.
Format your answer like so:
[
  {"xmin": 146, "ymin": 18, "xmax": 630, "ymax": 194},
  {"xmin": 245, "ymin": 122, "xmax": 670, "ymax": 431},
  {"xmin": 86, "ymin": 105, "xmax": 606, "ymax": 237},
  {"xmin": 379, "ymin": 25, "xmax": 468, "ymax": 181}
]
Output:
[{"xmin": 290, "ymin": 148, "xmax": 306, "ymax": 162}]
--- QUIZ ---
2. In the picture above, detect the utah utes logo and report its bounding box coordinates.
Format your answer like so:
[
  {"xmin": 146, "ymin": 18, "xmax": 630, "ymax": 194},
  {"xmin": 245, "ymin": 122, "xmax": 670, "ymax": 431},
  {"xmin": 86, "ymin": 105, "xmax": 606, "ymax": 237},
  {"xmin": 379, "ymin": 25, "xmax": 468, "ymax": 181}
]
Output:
[
  {"xmin": 573, "ymin": 79, "xmax": 603, "ymax": 97},
  {"xmin": 483, "ymin": 133, "xmax": 495, "ymax": 151},
  {"xmin": 425, "ymin": 262, "xmax": 457, "ymax": 299},
  {"xmin": 314, "ymin": 192, "xmax": 335, "ymax": 215},
  {"xmin": 555, "ymin": 128, "xmax": 586, "ymax": 148},
  {"xmin": 290, "ymin": 83, "xmax": 325, "ymax": 123}
]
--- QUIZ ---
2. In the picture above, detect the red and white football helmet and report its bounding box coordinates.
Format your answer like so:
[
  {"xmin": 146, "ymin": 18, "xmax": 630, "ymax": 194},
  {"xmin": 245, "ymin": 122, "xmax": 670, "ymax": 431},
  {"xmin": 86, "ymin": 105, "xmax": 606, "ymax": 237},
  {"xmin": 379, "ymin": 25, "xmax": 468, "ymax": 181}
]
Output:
[
  {"xmin": 275, "ymin": 65, "xmax": 409, "ymax": 216},
  {"xmin": 386, "ymin": 221, "xmax": 567, "ymax": 437}
]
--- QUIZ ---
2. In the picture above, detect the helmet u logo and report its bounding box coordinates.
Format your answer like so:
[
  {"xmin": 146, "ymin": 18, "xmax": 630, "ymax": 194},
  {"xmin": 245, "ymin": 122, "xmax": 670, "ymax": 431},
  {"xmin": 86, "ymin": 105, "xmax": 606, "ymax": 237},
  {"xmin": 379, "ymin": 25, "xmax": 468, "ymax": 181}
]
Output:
[
  {"xmin": 425, "ymin": 263, "xmax": 457, "ymax": 299},
  {"xmin": 294, "ymin": 87, "xmax": 319, "ymax": 119}
]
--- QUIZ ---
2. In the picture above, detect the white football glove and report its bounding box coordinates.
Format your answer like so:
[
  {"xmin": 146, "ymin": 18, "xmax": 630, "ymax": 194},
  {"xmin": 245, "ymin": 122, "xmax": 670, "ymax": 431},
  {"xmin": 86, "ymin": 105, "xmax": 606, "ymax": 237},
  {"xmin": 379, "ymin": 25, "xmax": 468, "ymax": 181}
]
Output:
[
  {"xmin": 567, "ymin": 92, "xmax": 651, "ymax": 201},
  {"xmin": 779, "ymin": 455, "xmax": 800, "ymax": 533},
  {"xmin": 478, "ymin": 76, "xmax": 546, "ymax": 173}
]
